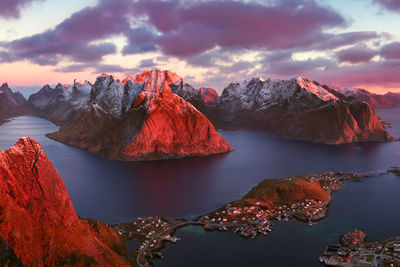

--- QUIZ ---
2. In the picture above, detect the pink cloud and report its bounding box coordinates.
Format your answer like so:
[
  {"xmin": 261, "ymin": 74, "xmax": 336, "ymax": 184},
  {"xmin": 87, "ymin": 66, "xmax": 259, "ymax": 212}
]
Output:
[
  {"xmin": 132, "ymin": 0, "xmax": 348, "ymax": 57},
  {"xmin": 336, "ymin": 46, "xmax": 377, "ymax": 63},
  {"xmin": 0, "ymin": 0, "xmax": 39, "ymax": 19}
]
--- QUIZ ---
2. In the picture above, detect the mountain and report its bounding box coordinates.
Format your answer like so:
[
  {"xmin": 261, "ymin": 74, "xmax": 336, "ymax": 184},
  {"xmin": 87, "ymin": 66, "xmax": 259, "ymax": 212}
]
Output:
[
  {"xmin": 43, "ymin": 70, "xmax": 232, "ymax": 161},
  {"xmin": 0, "ymin": 83, "xmax": 27, "ymax": 124},
  {"xmin": 28, "ymin": 80, "xmax": 92, "ymax": 123},
  {"xmin": 200, "ymin": 87, "xmax": 219, "ymax": 103},
  {"xmin": 170, "ymin": 83, "xmax": 220, "ymax": 119},
  {"xmin": 0, "ymin": 137, "xmax": 130, "ymax": 266},
  {"xmin": 208, "ymin": 77, "xmax": 393, "ymax": 144},
  {"xmin": 335, "ymin": 87, "xmax": 400, "ymax": 108}
]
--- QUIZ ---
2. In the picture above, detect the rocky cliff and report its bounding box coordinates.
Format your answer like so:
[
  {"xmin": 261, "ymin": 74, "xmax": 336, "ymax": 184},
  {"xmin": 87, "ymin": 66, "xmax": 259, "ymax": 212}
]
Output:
[
  {"xmin": 0, "ymin": 137, "xmax": 130, "ymax": 266},
  {"xmin": 0, "ymin": 83, "xmax": 27, "ymax": 125},
  {"xmin": 28, "ymin": 80, "xmax": 92, "ymax": 124},
  {"xmin": 210, "ymin": 77, "xmax": 393, "ymax": 144},
  {"xmin": 45, "ymin": 70, "xmax": 232, "ymax": 161}
]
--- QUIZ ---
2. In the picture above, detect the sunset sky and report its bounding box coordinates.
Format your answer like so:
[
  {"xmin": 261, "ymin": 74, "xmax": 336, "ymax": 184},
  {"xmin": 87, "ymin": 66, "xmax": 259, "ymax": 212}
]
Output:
[{"xmin": 1, "ymin": 0, "xmax": 400, "ymax": 95}]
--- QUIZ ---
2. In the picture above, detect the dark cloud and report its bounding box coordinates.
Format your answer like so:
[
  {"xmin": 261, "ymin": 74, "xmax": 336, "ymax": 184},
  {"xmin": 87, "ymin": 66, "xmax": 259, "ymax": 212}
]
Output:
[
  {"xmin": 55, "ymin": 63, "xmax": 135, "ymax": 74},
  {"xmin": 266, "ymin": 58, "xmax": 335, "ymax": 76},
  {"xmin": 132, "ymin": 0, "xmax": 347, "ymax": 57},
  {"xmin": 309, "ymin": 31, "xmax": 380, "ymax": 50},
  {"xmin": 0, "ymin": 0, "xmax": 132, "ymax": 65},
  {"xmin": 375, "ymin": 0, "xmax": 400, "ymax": 11},
  {"xmin": 262, "ymin": 51, "xmax": 293, "ymax": 63},
  {"xmin": 122, "ymin": 27, "xmax": 158, "ymax": 54},
  {"xmin": 336, "ymin": 45, "xmax": 377, "ymax": 64},
  {"xmin": 0, "ymin": 0, "xmax": 39, "ymax": 19},
  {"xmin": 55, "ymin": 63, "xmax": 94, "ymax": 73},
  {"xmin": 185, "ymin": 48, "xmax": 234, "ymax": 67},
  {"xmin": 138, "ymin": 59, "xmax": 155, "ymax": 68},
  {"xmin": 381, "ymin": 42, "xmax": 400, "ymax": 59},
  {"xmin": 218, "ymin": 61, "xmax": 254, "ymax": 74}
]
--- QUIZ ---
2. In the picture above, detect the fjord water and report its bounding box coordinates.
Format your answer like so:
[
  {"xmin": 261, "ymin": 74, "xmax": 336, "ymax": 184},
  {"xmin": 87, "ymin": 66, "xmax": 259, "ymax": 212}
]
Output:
[{"xmin": 0, "ymin": 109, "xmax": 399, "ymax": 266}]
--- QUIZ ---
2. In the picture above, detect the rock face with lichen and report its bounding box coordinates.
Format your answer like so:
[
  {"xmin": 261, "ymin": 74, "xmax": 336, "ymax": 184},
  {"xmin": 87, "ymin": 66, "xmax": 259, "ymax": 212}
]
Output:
[
  {"xmin": 210, "ymin": 77, "xmax": 393, "ymax": 144},
  {"xmin": 45, "ymin": 70, "xmax": 232, "ymax": 161},
  {"xmin": 0, "ymin": 137, "xmax": 130, "ymax": 266}
]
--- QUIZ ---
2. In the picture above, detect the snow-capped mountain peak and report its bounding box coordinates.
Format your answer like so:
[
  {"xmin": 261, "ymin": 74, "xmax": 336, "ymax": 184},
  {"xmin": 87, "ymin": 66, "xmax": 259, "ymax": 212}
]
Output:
[{"xmin": 296, "ymin": 77, "xmax": 339, "ymax": 101}]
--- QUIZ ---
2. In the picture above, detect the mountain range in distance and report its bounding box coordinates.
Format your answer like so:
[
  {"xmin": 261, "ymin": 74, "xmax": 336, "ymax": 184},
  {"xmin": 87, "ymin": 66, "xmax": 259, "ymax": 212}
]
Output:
[
  {"xmin": 335, "ymin": 87, "xmax": 400, "ymax": 109},
  {"xmin": 0, "ymin": 69, "xmax": 398, "ymax": 161}
]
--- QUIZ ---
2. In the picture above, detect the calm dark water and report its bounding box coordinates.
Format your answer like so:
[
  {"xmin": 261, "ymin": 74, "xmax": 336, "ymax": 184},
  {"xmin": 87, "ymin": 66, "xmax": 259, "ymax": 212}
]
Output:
[{"xmin": 0, "ymin": 109, "xmax": 399, "ymax": 266}]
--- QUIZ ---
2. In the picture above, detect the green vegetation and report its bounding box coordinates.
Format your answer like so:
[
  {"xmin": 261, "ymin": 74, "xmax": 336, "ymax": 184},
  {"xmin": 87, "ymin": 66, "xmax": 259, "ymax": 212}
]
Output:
[{"xmin": 365, "ymin": 255, "xmax": 374, "ymax": 262}]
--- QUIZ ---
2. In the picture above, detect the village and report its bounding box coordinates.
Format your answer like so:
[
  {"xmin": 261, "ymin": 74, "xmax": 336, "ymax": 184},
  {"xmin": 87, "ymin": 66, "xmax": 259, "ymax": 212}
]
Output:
[
  {"xmin": 320, "ymin": 229, "xmax": 400, "ymax": 267},
  {"xmin": 113, "ymin": 216, "xmax": 190, "ymax": 267},
  {"xmin": 198, "ymin": 172, "xmax": 356, "ymax": 238},
  {"xmin": 112, "ymin": 171, "xmax": 398, "ymax": 267},
  {"xmin": 112, "ymin": 172, "xmax": 358, "ymax": 266}
]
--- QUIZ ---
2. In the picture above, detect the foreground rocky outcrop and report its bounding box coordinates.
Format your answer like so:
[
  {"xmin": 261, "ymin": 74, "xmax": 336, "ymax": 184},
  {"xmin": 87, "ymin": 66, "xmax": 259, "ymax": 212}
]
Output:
[
  {"xmin": 209, "ymin": 77, "xmax": 393, "ymax": 144},
  {"xmin": 335, "ymin": 87, "xmax": 400, "ymax": 109},
  {"xmin": 43, "ymin": 70, "xmax": 231, "ymax": 161},
  {"xmin": 0, "ymin": 83, "xmax": 27, "ymax": 125},
  {"xmin": 0, "ymin": 137, "xmax": 131, "ymax": 266}
]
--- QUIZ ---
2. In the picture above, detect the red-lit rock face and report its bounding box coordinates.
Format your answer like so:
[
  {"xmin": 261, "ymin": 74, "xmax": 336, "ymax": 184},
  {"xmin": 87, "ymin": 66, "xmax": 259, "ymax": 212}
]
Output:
[
  {"xmin": 199, "ymin": 87, "xmax": 219, "ymax": 103},
  {"xmin": 47, "ymin": 70, "xmax": 232, "ymax": 161},
  {"xmin": 0, "ymin": 137, "xmax": 130, "ymax": 266},
  {"xmin": 123, "ymin": 77, "xmax": 231, "ymax": 159}
]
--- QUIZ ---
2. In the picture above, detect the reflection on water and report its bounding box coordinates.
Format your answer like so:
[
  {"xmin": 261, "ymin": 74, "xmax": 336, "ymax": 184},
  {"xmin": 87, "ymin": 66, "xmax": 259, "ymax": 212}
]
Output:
[{"xmin": 0, "ymin": 114, "xmax": 400, "ymax": 224}]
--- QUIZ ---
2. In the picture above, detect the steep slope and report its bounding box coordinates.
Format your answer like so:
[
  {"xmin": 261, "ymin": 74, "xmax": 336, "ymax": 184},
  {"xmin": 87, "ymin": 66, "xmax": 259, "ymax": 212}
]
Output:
[
  {"xmin": 46, "ymin": 70, "xmax": 232, "ymax": 161},
  {"xmin": 170, "ymin": 83, "xmax": 220, "ymax": 119},
  {"xmin": 239, "ymin": 177, "xmax": 327, "ymax": 208},
  {"xmin": 335, "ymin": 87, "xmax": 400, "ymax": 108},
  {"xmin": 28, "ymin": 80, "xmax": 92, "ymax": 124},
  {"xmin": 200, "ymin": 87, "xmax": 219, "ymax": 104},
  {"xmin": 0, "ymin": 83, "xmax": 27, "ymax": 124},
  {"xmin": 212, "ymin": 77, "xmax": 393, "ymax": 144},
  {"xmin": 0, "ymin": 137, "xmax": 130, "ymax": 266}
]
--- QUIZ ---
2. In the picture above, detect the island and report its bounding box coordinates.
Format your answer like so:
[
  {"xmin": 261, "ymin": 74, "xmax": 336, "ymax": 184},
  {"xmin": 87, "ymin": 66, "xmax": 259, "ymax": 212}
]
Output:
[
  {"xmin": 320, "ymin": 229, "xmax": 400, "ymax": 266},
  {"xmin": 114, "ymin": 171, "xmax": 366, "ymax": 266}
]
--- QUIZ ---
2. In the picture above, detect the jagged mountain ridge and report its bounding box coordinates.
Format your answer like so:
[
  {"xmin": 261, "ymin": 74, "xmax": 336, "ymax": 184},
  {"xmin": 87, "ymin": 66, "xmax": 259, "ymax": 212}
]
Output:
[
  {"xmin": 28, "ymin": 80, "xmax": 92, "ymax": 123},
  {"xmin": 0, "ymin": 83, "xmax": 27, "ymax": 124},
  {"xmin": 335, "ymin": 87, "xmax": 400, "ymax": 108},
  {"xmin": 192, "ymin": 77, "xmax": 393, "ymax": 144},
  {"xmin": 27, "ymin": 71, "xmax": 394, "ymax": 147},
  {"xmin": 39, "ymin": 70, "xmax": 232, "ymax": 161}
]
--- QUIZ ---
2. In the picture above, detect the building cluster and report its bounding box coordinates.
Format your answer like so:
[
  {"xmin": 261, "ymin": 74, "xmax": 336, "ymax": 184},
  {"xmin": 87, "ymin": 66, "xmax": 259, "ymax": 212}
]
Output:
[
  {"xmin": 320, "ymin": 230, "xmax": 400, "ymax": 266},
  {"xmin": 200, "ymin": 195, "xmax": 329, "ymax": 238},
  {"xmin": 113, "ymin": 216, "xmax": 183, "ymax": 266},
  {"xmin": 308, "ymin": 172, "xmax": 346, "ymax": 192}
]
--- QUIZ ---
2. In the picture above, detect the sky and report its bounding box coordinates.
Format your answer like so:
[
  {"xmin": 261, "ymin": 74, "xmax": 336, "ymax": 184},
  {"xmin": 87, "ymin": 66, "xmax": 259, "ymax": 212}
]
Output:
[{"xmin": 0, "ymin": 0, "xmax": 400, "ymax": 95}]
